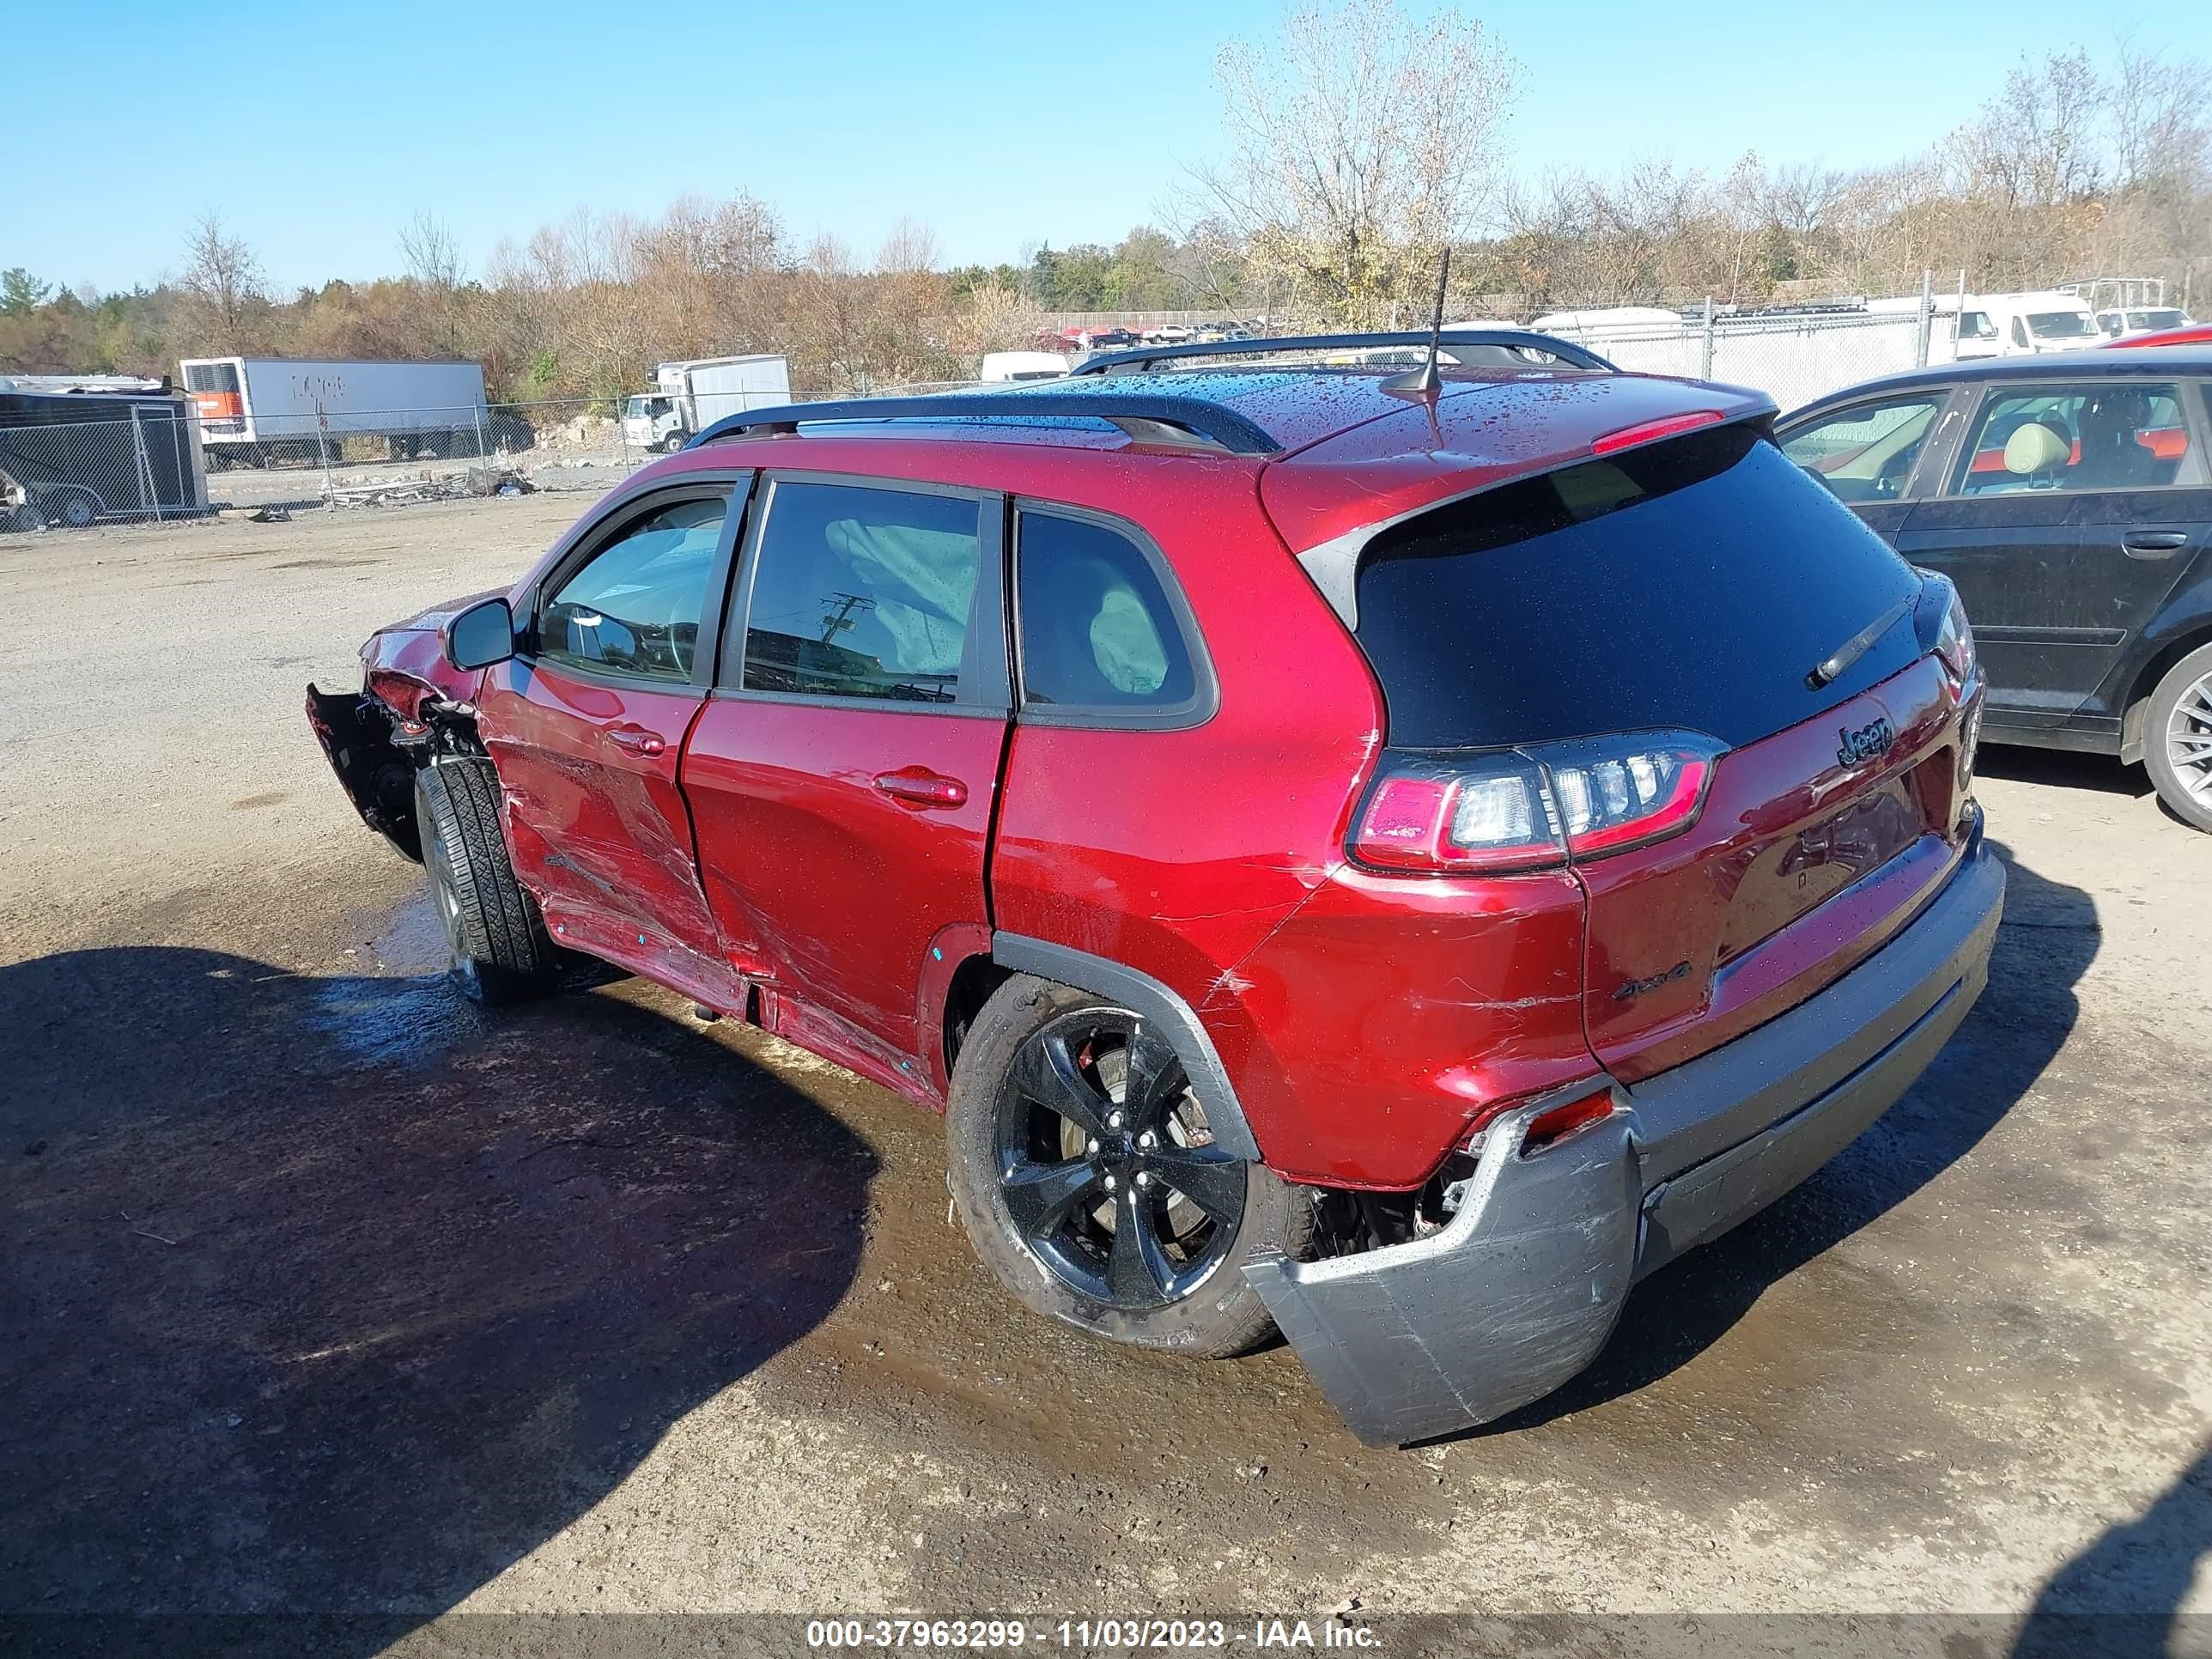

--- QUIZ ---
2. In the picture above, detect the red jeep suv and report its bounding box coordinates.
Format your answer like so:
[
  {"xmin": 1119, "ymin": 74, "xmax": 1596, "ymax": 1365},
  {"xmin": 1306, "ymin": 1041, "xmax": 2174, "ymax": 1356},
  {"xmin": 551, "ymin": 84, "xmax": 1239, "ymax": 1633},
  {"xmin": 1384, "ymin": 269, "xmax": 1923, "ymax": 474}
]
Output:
[{"xmin": 308, "ymin": 331, "xmax": 2003, "ymax": 1445}]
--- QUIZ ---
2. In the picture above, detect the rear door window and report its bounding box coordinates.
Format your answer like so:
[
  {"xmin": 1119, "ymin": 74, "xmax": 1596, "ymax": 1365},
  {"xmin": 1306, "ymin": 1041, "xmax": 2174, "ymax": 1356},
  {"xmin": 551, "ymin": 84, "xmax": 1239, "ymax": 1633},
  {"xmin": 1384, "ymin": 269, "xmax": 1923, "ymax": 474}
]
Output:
[
  {"xmin": 1948, "ymin": 383, "xmax": 2198, "ymax": 495},
  {"xmin": 1352, "ymin": 424, "xmax": 1923, "ymax": 750},
  {"xmin": 738, "ymin": 480, "xmax": 993, "ymax": 706}
]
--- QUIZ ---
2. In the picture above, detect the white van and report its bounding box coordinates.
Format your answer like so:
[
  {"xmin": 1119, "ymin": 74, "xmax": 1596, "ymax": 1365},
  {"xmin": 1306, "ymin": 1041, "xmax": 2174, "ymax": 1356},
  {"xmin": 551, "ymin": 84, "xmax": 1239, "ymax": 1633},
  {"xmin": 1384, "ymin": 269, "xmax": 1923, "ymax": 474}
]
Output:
[
  {"xmin": 979, "ymin": 351, "xmax": 1070, "ymax": 383},
  {"xmin": 1954, "ymin": 291, "xmax": 2100, "ymax": 359}
]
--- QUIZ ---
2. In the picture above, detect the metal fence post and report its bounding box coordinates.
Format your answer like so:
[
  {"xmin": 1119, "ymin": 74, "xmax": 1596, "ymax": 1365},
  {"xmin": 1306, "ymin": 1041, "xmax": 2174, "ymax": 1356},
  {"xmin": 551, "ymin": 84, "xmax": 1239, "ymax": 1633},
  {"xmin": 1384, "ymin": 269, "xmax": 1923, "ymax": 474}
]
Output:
[
  {"xmin": 1916, "ymin": 269, "xmax": 1934, "ymax": 368},
  {"xmin": 1700, "ymin": 298, "xmax": 1716, "ymax": 380},
  {"xmin": 474, "ymin": 403, "xmax": 489, "ymax": 465},
  {"xmin": 129, "ymin": 409, "xmax": 161, "ymax": 522}
]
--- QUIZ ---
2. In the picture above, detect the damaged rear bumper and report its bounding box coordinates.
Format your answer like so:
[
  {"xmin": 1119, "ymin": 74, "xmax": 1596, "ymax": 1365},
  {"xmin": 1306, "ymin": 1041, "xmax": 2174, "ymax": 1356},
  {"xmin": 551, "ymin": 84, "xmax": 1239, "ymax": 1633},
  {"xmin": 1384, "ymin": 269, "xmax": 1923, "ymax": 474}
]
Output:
[{"xmin": 1244, "ymin": 817, "xmax": 2005, "ymax": 1448}]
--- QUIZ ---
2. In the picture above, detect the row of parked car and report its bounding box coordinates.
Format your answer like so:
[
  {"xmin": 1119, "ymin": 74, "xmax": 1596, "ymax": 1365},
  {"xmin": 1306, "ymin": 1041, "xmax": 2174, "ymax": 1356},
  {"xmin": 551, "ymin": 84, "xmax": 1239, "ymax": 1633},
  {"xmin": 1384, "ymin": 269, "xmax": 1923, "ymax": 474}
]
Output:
[{"xmin": 304, "ymin": 320, "xmax": 2200, "ymax": 1448}]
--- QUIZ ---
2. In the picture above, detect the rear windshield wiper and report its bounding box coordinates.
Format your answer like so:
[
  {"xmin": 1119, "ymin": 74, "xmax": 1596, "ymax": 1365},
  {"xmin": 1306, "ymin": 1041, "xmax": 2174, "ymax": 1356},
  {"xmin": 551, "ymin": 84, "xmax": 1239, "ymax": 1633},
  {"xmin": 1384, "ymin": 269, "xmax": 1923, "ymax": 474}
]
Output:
[{"xmin": 1806, "ymin": 593, "xmax": 1916, "ymax": 690}]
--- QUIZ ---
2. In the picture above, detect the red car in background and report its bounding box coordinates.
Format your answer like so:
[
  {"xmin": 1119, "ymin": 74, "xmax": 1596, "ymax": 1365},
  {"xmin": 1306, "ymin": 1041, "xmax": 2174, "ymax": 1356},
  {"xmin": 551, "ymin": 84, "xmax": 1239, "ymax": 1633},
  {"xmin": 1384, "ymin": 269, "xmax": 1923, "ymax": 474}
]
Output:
[
  {"xmin": 2103, "ymin": 323, "xmax": 2212, "ymax": 349},
  {"xmin": 308, "ymin": 330, "xmax": 2002, "ymax": 1445}
]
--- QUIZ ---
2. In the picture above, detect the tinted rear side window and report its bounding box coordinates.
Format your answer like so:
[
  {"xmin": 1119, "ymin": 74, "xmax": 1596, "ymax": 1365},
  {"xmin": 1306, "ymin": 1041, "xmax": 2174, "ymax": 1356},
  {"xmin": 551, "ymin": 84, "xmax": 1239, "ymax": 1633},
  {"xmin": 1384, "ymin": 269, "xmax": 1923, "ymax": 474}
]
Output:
[
  {"xmin": 1353, "ymin": 425, "xmax": 1922, "ymax": 750},
  {"xmin": 1016, "ymin": 510, "xmax": 1198, "ymax": 715}
]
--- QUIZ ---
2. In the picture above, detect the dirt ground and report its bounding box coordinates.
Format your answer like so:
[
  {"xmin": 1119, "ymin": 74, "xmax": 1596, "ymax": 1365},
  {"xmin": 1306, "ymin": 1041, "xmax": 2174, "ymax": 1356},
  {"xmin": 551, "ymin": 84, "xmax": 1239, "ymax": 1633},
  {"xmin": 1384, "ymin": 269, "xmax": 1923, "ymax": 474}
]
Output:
[{"xmin": 1, "ymin": 499, "xmax": 2206, "ymax": 1656}]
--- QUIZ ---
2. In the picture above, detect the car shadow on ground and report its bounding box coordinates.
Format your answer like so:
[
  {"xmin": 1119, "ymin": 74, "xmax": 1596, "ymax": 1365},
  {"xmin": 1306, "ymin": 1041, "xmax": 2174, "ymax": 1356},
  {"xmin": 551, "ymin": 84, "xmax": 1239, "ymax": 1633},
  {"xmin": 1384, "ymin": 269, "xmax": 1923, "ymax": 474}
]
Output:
[
  {"xmin": 2011, "ymin": 1443, "xmax": 2212, "ymax": 1657},
  {"xmin": 1976, "ymin": 742, "xmax": 2209, "ymax": 832},
  {"xmin": 1474, "ymin": 836, "xmax": 2096, "ymax": 1435},
  {"xmin": 0, "ymin": 943, "xmax": 873, "ymax": 1651},
  {"xmin": 1977, "ymin": 743, "xmax": 2154, "ymax": 799}
]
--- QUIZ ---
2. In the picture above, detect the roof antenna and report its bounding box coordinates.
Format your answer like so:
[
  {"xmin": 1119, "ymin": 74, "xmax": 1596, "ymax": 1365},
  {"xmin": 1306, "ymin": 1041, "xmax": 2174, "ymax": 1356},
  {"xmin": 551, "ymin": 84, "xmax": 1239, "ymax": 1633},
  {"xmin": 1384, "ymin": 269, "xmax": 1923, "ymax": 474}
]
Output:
[{"xmin": 1382, "ymin": 246, "xmax": 1451, "ymax": 398}]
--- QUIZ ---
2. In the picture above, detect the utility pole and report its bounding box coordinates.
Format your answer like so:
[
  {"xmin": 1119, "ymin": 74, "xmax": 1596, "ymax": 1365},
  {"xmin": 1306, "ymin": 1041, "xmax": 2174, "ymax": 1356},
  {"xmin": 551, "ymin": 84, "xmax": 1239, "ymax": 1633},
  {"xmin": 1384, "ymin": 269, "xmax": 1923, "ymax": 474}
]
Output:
[{"xmin": 819, "ymin": 592, "xmax": 874, "ymax": 645}]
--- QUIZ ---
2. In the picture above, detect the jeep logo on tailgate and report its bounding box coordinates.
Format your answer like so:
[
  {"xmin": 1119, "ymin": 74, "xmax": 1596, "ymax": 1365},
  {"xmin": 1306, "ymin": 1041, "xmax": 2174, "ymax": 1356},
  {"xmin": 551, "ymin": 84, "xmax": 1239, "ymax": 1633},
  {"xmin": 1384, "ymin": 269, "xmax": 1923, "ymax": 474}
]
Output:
[{"xmin": 1836, "ymin": 716, "xmax": 1894, "ymax": 769}]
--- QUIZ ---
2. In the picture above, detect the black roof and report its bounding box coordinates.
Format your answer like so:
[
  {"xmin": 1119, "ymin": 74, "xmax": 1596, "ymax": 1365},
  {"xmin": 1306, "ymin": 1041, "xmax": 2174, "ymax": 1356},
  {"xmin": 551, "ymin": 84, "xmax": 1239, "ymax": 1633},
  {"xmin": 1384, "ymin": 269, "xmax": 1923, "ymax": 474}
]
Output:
[{"xmin": 1789, "ymin": 345, "xmax": 2212, "ymax": 416}]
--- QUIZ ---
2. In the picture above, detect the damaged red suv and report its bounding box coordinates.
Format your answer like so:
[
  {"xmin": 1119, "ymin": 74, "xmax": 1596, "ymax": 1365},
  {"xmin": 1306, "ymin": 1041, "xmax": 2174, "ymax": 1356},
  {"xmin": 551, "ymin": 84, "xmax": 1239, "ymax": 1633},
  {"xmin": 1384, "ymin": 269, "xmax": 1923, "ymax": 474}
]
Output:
[{"xmin": 308, "ymin": 332, "xmax": 2002, "ymax": 1445}]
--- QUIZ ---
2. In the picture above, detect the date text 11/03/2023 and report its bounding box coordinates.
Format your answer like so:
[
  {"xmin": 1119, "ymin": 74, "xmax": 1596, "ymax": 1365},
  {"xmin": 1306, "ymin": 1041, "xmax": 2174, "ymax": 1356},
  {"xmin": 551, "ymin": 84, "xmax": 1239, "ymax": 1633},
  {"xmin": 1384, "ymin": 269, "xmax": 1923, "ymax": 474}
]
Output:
[{"xmin": 804, "ymin": 1618, "xmax": 1381, "ymax": 1650}]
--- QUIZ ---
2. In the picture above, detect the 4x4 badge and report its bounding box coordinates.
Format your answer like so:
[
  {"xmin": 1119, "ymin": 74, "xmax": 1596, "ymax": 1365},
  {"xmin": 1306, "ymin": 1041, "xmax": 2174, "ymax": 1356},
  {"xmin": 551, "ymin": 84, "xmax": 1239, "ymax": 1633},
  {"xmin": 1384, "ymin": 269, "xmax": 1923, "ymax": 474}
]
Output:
[{"xmin": 1836, "ymin": 716, "xmax": 1894, "ymax": 769}]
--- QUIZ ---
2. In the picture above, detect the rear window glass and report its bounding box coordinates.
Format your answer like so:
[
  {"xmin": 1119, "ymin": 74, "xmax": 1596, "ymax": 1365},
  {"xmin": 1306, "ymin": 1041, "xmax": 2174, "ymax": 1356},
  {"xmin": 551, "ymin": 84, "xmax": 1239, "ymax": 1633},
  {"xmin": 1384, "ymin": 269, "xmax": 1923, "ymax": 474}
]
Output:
[{"xmin": 1352, "ymin": 425, "xmax": 1923, "ymax": 750}]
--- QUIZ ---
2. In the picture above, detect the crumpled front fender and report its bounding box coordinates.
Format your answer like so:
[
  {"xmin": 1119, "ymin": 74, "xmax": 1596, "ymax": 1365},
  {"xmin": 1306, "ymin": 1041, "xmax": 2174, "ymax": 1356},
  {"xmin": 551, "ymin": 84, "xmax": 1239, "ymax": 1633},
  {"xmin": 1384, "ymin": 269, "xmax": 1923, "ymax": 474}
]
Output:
[{"xmin": 305, "ymin": 684, "xmax": 422, "ymax": 861}]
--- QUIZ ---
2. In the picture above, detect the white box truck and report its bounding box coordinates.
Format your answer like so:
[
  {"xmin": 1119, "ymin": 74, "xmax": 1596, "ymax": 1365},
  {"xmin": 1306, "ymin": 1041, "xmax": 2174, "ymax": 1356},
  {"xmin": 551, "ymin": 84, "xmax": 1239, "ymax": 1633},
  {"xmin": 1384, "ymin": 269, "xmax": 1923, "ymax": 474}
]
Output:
[
  {"xmin": 623, "ymin": 356, "xmax": 791, "ymax": 453},
  {"xmin": 179, "ymin": 357, "xmax": 492, "ymax": 467}
]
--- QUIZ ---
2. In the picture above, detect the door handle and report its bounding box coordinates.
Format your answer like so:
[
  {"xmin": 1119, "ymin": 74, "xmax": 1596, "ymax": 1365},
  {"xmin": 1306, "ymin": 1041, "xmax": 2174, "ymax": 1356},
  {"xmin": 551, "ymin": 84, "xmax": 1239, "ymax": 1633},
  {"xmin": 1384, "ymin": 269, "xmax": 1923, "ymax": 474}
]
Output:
[
  {"xmin": 607, "ymin": 725, "xmax": 666, "ymax": 757},
  {"xmin": 872, "ymin": 767, "xmax": 968, "ymax": 808},
  {"xmin": 2122, "ymin": 531, "xmax": 2191, "ymax": 558}
]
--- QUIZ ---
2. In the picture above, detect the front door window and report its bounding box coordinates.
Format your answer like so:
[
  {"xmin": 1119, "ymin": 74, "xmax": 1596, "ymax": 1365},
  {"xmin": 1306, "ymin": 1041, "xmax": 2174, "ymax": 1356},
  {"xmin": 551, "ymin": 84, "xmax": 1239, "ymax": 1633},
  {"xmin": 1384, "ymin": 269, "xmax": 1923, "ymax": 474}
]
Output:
[
  {"xmin": 539, "ymin": 495, "xmax": 727, "ymax": 682},
  {"xmin": 1780, "ymin": 395, "xmax": 1945, "ymax": 503}
]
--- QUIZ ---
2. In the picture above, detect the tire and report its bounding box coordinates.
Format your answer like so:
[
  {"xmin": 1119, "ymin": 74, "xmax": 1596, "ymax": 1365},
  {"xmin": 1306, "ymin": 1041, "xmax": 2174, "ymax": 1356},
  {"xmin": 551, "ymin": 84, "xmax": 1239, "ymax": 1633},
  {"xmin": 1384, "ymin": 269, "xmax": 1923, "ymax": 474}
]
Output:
[
  {"xmin": 2142, "ymin": 642, "xmax": 2212, "ymax": 832},
  {"xmin": 945, "ymin": 975, "xmax": 1311, "ymax": 1358},
  {"xmin": 413, "ymin": 758, "xmax": 560, "ymax": 1005},
  {"xmin": 55, "ymin": 493, "xmax": 97, "ymax": 530},
  {"xmin": 6, "ymin": 503, "xmax": 41, "ymax": 533},
  {"xmin": 660, "ymin": 430, "xmax": 690, "ymax": 454}
]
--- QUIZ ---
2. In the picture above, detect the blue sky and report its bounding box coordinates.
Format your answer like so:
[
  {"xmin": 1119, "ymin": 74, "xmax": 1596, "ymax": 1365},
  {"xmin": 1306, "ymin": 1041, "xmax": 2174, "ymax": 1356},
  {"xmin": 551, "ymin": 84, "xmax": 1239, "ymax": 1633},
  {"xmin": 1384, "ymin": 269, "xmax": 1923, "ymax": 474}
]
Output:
[{"xmin": 14, "ymin": 0, "xmax": 2207, "ymax": 295}]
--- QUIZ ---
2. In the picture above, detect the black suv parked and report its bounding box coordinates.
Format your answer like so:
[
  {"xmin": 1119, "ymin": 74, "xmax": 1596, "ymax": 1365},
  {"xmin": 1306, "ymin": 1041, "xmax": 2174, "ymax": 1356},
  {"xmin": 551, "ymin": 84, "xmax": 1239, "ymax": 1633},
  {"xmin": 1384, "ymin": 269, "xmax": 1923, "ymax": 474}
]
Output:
[{"xmin": 1778, "ymin": 349, "xmax": 2212, "ymax": 829}]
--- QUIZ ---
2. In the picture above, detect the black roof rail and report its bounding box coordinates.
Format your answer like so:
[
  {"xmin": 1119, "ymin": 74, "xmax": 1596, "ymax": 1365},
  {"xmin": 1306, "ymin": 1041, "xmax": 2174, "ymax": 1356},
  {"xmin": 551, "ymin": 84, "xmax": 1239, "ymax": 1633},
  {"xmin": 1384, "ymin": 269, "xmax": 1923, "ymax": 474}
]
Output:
[
  {"xmin": 686, "ymin": 390, "xmax": 1281, "ymax": 455},
  {"xmin": 1070, "ymin": 328, "xmax": 1619, "ymax": 375}
]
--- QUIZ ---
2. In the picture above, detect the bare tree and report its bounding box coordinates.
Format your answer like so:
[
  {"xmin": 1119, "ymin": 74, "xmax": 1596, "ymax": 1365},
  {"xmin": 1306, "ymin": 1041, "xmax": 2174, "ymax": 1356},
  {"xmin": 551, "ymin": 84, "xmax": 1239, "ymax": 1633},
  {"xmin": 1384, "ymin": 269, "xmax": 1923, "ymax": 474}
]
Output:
[
  {"xmin": 2106, "ymin": 40, "xmax": 2212, "ymax": 305},
  {"xmin": 1201, "ymin": 0, "xmax": 1520, "ymax": 326},
  {"xmin": 179, "ymin": 210, "xmax": 267, "ymax": 352},
  {"xmin": 876, "ymin": 217, "xmax": 942, "ymax": 277},
  {"xmin": 951, "ymin": 279, "xmax": 1048, "ymax": 356},
  {"xmin": 398, "ymin": 210, "xmax": 465, "ymax": 293},
  {"xmin": 398, "ymin": 210, "xmax": 467, "ymax": 355},
  {"xmin": 1957, "ymin": 51, "xmax": 2106, "ymax": 210}
]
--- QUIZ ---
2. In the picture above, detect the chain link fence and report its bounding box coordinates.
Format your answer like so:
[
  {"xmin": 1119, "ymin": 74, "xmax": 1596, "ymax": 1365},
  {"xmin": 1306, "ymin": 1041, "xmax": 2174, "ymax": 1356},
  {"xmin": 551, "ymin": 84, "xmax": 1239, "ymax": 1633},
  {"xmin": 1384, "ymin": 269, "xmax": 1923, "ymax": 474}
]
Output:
[
  {"xmin": 1536, "ymin": 302, "xmax": 1964, "ymax": 410},
  {"xmin": 0, "ymin": 307, "xmax": 1979, "ymax": 538},
  {"xmin": 0, "ymin": 385, "xmax": 1018, "ymax": 536}
]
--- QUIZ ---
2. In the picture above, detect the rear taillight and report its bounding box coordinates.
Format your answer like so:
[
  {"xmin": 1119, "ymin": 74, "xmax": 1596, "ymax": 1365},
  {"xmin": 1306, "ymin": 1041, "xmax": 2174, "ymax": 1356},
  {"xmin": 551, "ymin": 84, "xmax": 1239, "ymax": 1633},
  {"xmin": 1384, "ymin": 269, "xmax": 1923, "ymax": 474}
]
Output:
[
  {"xmin": 1935, "ymin": 586, "xmax": 1976, "ymax": 684},
  {"xmin": 1916, "ymin": 571, "xmax": 1977, "ymax": 686},
  {"xmin": 1349, "ymin": 732, "xmax": 1723, "ymax": 874}
]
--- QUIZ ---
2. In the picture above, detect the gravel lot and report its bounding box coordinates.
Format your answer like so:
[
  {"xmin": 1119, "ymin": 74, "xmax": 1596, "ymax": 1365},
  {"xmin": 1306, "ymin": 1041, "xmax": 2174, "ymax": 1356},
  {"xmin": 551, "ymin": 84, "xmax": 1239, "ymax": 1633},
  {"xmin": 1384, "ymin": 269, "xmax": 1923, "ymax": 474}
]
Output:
[{"xmin": 1, "ymin": 500, "xmax": 2206, "ymax": 1655}]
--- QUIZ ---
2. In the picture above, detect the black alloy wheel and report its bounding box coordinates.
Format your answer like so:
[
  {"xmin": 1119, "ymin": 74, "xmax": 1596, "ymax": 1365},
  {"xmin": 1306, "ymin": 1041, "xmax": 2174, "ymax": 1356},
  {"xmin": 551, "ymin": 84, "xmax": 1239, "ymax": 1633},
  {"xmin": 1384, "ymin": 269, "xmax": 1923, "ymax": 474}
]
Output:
[{"xmin": 993, "ymin": 1007, "xmax": 1247, "ymax": 1310}]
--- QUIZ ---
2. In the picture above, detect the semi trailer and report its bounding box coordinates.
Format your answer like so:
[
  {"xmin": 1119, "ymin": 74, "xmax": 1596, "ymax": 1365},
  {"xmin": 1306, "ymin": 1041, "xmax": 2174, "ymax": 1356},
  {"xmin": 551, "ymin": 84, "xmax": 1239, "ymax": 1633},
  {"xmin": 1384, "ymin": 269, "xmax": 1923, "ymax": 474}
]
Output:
[{"xmin": 179, "ymin": 357, "xmax": 495, "ymax": 467}]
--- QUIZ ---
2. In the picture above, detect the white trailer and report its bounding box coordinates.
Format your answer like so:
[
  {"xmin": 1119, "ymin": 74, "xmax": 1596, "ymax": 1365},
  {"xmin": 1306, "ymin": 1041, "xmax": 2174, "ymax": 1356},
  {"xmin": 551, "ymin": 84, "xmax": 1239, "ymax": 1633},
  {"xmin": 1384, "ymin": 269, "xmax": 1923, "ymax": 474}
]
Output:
[
  {"xmin": 623, "ymin": 356, "xmax": 791, "ymax": 453},
  {"xmin": 179, "ymin": 357, "xmax": 490, "ymax": 466}
]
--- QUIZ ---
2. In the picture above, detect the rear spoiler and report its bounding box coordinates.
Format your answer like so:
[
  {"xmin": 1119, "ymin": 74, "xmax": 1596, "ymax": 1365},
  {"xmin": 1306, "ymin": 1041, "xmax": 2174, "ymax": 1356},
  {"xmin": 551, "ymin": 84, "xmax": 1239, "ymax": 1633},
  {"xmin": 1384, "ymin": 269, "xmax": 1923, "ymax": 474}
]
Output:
[{"xmin": 1291, "ymin": 403, "xmax": 1778, "ymax": 630}]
